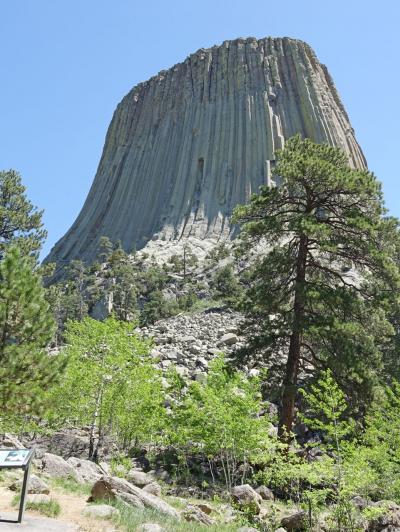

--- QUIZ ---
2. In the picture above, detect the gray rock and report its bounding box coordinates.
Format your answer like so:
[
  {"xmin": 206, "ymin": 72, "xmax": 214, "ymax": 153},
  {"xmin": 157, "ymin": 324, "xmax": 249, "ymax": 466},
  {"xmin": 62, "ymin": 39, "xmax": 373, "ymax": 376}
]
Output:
[
  {"xmin": 182, "ymin": 504, "xmax": 215, "ymax": 525},
  {"xmin": 41, "ymin": 453, "xmax": 79, "ymax": 482},
  {"xmin": 67, "ymin": 457, "xmax": 103, "ymax": 484},
  {"xmin": 165, "ymin": 350, "xmax": 180, "ymax": 361},
  {"xmin": 231, "ymin": 484, "xmax": 261, "ymax": 513},
  {"xmin": 26, "ymin": 494, "xmax": 52, "ymax": 505},
  {"xmin": 99, "ymin": 461, "xmax": 111, "ymax": 475},
  {"xmin": 127, "ymin": 470, "xmax": 153, "ymax": 487},
  {"xmin": 10, "ymin": 474, "xmax": 50, "ymax": 494},
  {"xmin": 275, "ymin": 529, "xmax": 288, "ymax": 532},
  {"xmin": 217, "ymin": 333, "xmax": 238, "ymax": 347},
  {"xmin": 136, "ymin": 525, "xmax": 166, "ymax": 532},
  {"xmin": 82, "ymin": 504, "xmax": 119, "ymax": 519},
  {"xmin": 0, "ymin": 433, "xmax": 24, "ymax": 448},
  {"xmin": 118, "ymin": 492, "xmax": 145, "ymax": 509},
  {"xmin": 189, "ymin": 345, "xmax": 202, "ymax": 355},
  {"xmin": 90, "ymin": 476, "xmax": 179, "ymax": 519},
  {"xmin": 47, "ymin": 39, "xmax": 366, "ymax": 268},
  {"xmin": 46, "ymin": 430, "xmax": 89, "ymax": 459},
  {"xmin": 175, "ymin": 365, "xmax": 188, "ymax": 377},
  {"xmin": 181, "ymin": 336, "xmax": 196, "ymax": 343},
  {"xmin": 281, "ymin": 510, "xmax": 306, "ymax": 531},
  {"xmin": 193, "ymin": 370, "xmax": 207, "ymax": 383},
  {"xmin": 143, "ymin": 482, "xmax": 162, "ymax": 497},
  {"xmin": 256, "ymin": 485, "xmax": 274, "ymax": 501},
  {"xmin": 237, "ymin": 528, "xmax": 259, "ymax": 532},
  {"xmin": 351, "ymin": 495, "xmax": 369, "ymax": 510}
]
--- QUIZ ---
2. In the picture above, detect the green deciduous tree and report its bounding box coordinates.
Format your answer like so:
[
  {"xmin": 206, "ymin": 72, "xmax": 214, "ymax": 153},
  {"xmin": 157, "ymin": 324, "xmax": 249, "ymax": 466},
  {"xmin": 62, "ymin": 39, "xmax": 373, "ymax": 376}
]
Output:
[
  {"xmin": 233, "ymin": 135, "xmax": 400, "ymax": 438},
  {"xmin": 0, "ymin": 170, "xmax": 46, "ymax": 258},
  {"xmin": 46, "ymin": 317, "xmax": 165, "ymax": 460},
  {"xmin": 166, "ymin": 355, "xmax": 273, "ymax": 490},
  {"xmin": 0, "ymin": 247, "xmax": 65, "ymax": 424}
]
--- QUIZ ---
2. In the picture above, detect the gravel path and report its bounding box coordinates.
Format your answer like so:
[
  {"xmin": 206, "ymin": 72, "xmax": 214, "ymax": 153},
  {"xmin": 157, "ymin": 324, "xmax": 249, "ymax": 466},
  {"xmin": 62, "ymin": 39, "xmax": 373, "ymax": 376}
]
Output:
[{"xmin": 0, "ymin": 512, "xmax": 79, "ymax": 530}]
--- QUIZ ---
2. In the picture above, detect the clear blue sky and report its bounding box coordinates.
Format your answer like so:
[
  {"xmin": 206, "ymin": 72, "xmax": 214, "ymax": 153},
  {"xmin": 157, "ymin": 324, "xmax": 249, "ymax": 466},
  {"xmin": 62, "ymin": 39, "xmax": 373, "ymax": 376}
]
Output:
[{"xmin": 1, "ymin": 0, "xmax": 399, "ymax": 259}]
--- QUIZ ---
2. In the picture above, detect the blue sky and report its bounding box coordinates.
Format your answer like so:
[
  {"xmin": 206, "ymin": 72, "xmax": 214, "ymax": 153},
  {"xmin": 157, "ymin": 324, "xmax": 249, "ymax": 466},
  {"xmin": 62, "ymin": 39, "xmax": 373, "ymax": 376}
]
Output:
[{"xmin": 1, "ymin": 0, "xmax": 399, "ymax": 259}]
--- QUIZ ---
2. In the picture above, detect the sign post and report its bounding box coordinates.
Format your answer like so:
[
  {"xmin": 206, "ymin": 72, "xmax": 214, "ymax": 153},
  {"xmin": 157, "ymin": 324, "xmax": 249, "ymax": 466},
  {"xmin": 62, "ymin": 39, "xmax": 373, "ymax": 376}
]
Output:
[{"xmin": 0, "ymin": 448, "xmax": 35, "ymax": 524}]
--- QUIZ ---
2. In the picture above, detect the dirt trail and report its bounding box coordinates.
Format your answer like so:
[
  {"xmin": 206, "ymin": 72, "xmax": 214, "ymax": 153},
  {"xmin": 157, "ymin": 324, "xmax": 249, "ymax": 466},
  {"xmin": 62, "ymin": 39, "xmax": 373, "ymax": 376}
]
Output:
[{"xmin": 0, "ymin": 486, "xmax": 117, "ymax": 531}]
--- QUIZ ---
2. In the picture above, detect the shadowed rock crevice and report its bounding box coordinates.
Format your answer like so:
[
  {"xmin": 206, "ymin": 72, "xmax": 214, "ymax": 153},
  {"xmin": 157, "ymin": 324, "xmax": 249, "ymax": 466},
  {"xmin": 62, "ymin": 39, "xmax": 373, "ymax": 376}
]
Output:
[{"xmin": 46, "ymin": 36, "xmax": 366, "ymax": 267}]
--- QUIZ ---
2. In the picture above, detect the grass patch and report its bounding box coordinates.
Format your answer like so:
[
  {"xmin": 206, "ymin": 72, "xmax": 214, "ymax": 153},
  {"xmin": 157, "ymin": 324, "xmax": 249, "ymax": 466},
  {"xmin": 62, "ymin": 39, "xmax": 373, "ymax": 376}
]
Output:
[
  {"xmin": 49, "ymin": 476, "xmax": 91, "ymax": 496},
  {"xmin": 12, "ymin": 494, "xmax": 61, "ymax": 518},
  {"xmin": 113, "ymin": 499, "xmax": 240, "ymax": 531}
]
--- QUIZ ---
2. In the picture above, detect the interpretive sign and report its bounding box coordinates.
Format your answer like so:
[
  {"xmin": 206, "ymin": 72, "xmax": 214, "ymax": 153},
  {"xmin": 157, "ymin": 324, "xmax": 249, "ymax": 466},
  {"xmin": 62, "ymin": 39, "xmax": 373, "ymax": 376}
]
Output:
[{"xmin": 0, "ymin": 448, "xmax": 34, "ymax": 524}]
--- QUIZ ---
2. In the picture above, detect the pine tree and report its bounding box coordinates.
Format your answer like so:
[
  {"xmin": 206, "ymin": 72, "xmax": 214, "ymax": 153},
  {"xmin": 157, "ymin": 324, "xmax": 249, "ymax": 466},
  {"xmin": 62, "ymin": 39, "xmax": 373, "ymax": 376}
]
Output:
[
  {"xmin": 0, "ymin": 247, "xmax": 65, "ymax": 420},
  {"xmin": 0, "ymin": 169, "xmax": 46, "ymax": 258},
  {"xmin": 233, "ymin": 136, "xmax": 400, "ymax": 439}
]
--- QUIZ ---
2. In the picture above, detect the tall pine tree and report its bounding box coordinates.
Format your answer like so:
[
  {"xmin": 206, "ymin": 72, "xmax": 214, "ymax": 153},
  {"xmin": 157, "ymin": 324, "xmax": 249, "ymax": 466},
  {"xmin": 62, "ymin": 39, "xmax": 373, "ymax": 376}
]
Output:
[
  {"xmin": 0, "ymin": 169, "xmax": 46, "ymax": 259},
  {"xmin": 233, "ymin": 136, "xmax": 400, "ymax": 439},
  {"xmin": 0, "ymin": 247, "xmax": 65, "ymax": 420}
]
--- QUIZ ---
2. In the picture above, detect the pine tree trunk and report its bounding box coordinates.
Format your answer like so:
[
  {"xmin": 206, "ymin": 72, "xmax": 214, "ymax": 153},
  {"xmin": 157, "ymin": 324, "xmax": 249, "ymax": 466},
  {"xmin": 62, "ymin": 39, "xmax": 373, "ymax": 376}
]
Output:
[{"xmin": 278, "ymin": 233, "xmax": 308, "ymax": 440}]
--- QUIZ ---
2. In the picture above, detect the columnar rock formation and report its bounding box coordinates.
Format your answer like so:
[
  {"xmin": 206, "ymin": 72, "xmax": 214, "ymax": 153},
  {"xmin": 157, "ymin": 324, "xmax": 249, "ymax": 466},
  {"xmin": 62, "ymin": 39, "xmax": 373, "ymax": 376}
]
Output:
[{"xmin": 47, "ymin": 37, "xmax": 366, "ymax": 266}]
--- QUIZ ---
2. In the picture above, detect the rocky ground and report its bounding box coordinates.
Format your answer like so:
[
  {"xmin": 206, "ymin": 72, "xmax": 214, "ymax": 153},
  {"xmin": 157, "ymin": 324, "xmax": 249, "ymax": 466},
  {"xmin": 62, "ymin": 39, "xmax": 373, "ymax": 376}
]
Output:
[
  {"xmin": 2, "ymin": 434, "xmax": 400, "ymax": 531},
  {"xmin": 139, "ymin": 308, "xmax": 250, "ymax": 381}
]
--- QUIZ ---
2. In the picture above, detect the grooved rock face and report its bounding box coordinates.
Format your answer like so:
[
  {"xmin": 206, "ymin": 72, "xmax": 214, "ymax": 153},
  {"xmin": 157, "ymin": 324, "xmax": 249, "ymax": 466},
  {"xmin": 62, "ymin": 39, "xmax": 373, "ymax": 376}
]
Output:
[{"xmin": 47, "ymin": 37, "xmax": 366, "ymax": 266}]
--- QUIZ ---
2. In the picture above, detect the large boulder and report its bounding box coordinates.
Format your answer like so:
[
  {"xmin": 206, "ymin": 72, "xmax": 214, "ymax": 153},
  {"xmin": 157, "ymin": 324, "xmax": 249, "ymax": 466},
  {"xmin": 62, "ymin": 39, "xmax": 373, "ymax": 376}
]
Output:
[
  {"xmin": 47, "ymin": 430, "xmax": 89, "ymax": 459},
  {"xmin": 90, "ymin": 476, "xmax": 179, "ymax": 519},
  {"xmin": 82, "ymin": 504, "xmax": 119, "ymax": 519},
  {"xmin": 41, "ymin": 453, "xmax": 79, "ymax": 482},
  {"xmin": 127, "ymin": 469, "xmax": 153, "ymax": 487},
  {"xmin": 280, "ymin": 510, "xmax": 306, "ymax": 531},
  {"xmin": 231, "ymin": 484, "xmax": 262, "ymax": 513},
  {"xmin": 9, "ymin": 474, "xmax": 49, "ymax": 494},
  {"xmin": 67, "ymin": 457, "xmax": 104, "ymax": 484},
  {"xmin": 119, "ymin": 492, "xmax": 146, "ymax": 509}
]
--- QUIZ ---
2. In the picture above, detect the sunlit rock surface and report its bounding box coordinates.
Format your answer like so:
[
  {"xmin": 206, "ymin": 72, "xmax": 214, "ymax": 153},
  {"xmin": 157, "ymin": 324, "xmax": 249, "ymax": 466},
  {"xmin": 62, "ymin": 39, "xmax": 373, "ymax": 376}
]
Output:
[{"xmin": 46, "ymin": 37, "xmax": 366, "ymax": 267}]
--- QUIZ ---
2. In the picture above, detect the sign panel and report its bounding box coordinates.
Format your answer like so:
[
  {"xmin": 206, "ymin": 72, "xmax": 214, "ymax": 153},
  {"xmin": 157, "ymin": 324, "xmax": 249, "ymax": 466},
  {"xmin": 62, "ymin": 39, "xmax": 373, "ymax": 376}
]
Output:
[
  {"xmin": 0, "ymin": 448, "xmax": 34, "ymax": 524},
  {"xmin": 0, "ymin": 449, "xmax": 31, "ymax": 467}
]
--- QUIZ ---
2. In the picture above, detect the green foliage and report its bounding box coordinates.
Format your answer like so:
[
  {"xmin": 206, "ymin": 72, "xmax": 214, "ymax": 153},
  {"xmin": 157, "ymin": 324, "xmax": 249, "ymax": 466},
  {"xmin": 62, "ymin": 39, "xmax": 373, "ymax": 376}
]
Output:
[
  {"xmin": 0, "ymin": 247, "xmax": 65, "ymax": 425},
  {"xmin": 205, "ymin": 243, "xmax": 231, "ymax": 264},
  {"xmin": 140, "ymin": 290, "xmax": 179, "ymax": 326},
  {"xmin": 166, "ymin": 355, "xmax": 274, "ymax": 490},
  {"xmin": 233, "ymin": 135, "xmax": 400, "ymax": 433},
  {"xmin": 110, "ymin": 454, "xmax": 132, "ymax": 477},
  {"xmin": 300, "ymin": 370, "xmax": 354, "ymax": 447},
  {"xmin": 167, "ymin": 245, "xmax": 198, "ymax": 277},
  {"xmin": 210, "ymin": 264, "xmax": 242, "ymax": 304},
  {"xmin": 0, "ymin": 169, "xmax": 46, "ymax": 259},
  {"xmin": 45, "ymin": 317, "xmax": 165, "ymax": 458}
]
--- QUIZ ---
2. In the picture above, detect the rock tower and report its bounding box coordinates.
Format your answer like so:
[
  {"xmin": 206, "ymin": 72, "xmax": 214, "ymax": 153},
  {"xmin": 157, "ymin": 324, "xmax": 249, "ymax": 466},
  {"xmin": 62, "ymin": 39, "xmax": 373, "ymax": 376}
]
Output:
[{"xmin": 46, "ymin": 37, "xmax": 366, "ymax": 266}]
